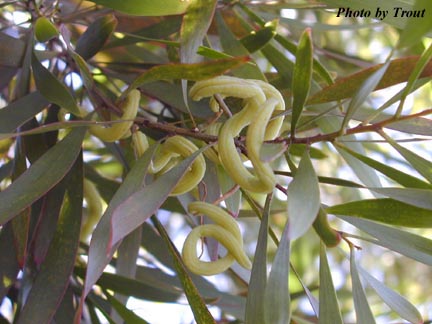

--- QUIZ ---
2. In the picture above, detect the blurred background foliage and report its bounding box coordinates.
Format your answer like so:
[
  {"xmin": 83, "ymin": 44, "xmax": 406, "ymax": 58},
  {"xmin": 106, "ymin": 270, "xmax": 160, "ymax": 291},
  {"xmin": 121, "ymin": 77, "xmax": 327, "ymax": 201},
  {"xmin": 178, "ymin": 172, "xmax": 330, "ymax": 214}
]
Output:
[{"xmin": 0, "ymin": 0, "xmax": 432, "ymax": 323}]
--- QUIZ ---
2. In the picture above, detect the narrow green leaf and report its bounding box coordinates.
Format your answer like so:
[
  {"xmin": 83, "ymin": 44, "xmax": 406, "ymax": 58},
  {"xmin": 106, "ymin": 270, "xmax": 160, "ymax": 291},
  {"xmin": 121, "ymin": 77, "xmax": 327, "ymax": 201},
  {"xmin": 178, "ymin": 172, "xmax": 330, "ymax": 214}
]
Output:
[
  {"xmin": 291, "ymin": 28, "xmax": 313, "ymax": 136},
  {"xmin": 75, "ymin": 14, "xmax": 117, "ymax": 60},
  {"xmin": 337, "ymin": 144, "xmax": 432, "ymax": 189},
  {"xmin": 319, "ymin": 243, "xmax": 343, "ymax": 324},
  {"xmin": 287, "ymin": 151, "xmax": 320, "ymax": 241},
  {"xmin": 127, "ymin": 57, "xmax": 249, "ymax": 95},
  {"xmin": 215, "ymin": 12, "xmax": 265, "ymax": 80},
  {"xmin": 398, "ymin": 0, "xmax": 432, "ymax": 48},
  {"xmin": 327, "ymin": 198, "xmax": 432, "ymax": 227},
  {"xmin": 106, "ymin": 293, "xmax": 150, "ymax": 324},
  {"xmin": 31, "ymin": 52, "xmax": 80, "ymax": 115},
  {"xmin": 0, "ymin": 128, "xmax": 86, "ymax": 225},
  {"xmin": 0, "ymin": 223, "xmax": 20, "ymax": 300},
  {"xmin": 358, "ymin": 267, "xmax": 423, "ymax": 324},
  {"xmin": 340, "ymin": 216, "xmax": 432, "ymax": 265},
  {"xmin": 245, "ymin": 194, "xmax": 271, "ymax": 324},
  {"xmin": 83, "ymin": 144, "xmax": 159, "ymax": 299},
  {"xmin": 197, "ymin": 46, "xmax": 233, "ymax": 60},
  {"xmin": 17, "ymin": 155, "xmax": 83, "ymax": 324},
  {"xmin": 350, "ymin": 249, "xmax": 376, "ymax": 324},
  {"xmin": 0, "ymin": 91, "xmax": 48, "ymax": 133},
  {"xmin": 307, "ymin": 56, "xmax": 432, "ymax": 104},
  {"xmin": 370, "ymin": 187, "xmax": 432, "ymax": 210},
  {"xmin": 240, "ymin": 20, "xmax": 277, "ymax": 53},
  {"xmin": 382, "ymin": 134, "xmax": 432, "ymax": 184},
  {"xmin": 152, "ymin": 216, "xmax": 216, "ymax": 324},
  {"xmin": 88, "ymin": 0, "xmax": 191, "ymax": 16},
  {"xmin": 110, "ymin": 148, "xmax": 206, "ymax": 246},
  {"xmin": 340, "ymin": 60, "xmax": 389, "ymax": 132}
]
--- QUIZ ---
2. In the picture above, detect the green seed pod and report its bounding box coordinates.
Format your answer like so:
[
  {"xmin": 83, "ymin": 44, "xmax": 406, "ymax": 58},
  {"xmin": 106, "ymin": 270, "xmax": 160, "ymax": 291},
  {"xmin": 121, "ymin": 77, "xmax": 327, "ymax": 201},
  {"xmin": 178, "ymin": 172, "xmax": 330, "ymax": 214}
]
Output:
[{"xmin": 34, "ymin": 17, "xmax": 59, "ymax": 42}]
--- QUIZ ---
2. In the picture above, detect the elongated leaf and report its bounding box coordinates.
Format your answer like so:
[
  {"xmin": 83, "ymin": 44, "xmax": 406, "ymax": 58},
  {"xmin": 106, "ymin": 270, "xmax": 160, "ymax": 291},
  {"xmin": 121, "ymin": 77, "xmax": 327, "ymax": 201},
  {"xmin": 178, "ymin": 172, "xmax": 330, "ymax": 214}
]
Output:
[
  {"xmin": 0, "ymin": 32, "xmax": 25, "ymax": 67},
  {"xmin": 0, "ymin": 128, "xmax": 86, "ymax": 224},
  {"xmin": 82, "ymin": 144, "xmax": 158, "ymax": 300},
  {"xmin": 215, "ymin": 12, "xmax": 265, "ymax": 79},
  {"xmin": 307, "ymin": 56, "xmax": 432, "ymax": 104},
  {"xmin": 106, "ymin": 293, "xmax": 150, "ymax": 324},
  {"xmin": 240, "ymin": 20, "xmax": 277, "ymax": 53},
  {"xmin": 152, "ymin": 216, "xmax": 216, "ymax": 324},
  {"xmin": 264, "ymin": 222, "xmax": 291, "ymax": 324},
  {"xmin": 340, "ymin": 60, "xmax": 389, "ymax": 132},
  {"xmin": 371, "ymin": 187, "xmax": 432, "ymax": 210},
  {"xmin": 180, "ymin": 0, "xmax": 216, "ymax": 64},
  {"xmin": 319, "ymin": 243, "xmax": 343, "ymax": 324},
  {"xmin": 245, "ymin": 195, "xmax": 271, "ymax": 324},
  {"xmin": 17, "ymin": 155, "xmax": 83, "ymax": 324},
  {"xmin": 337, "ymin": 144, "xmax": 432, "ymax": 189},
  {"xmin": 358, "ymin": 267, "xmax": 423, "ymax": 324},
  {"xmin": 291, "ymin": 28, "xmax": 313, "ymax": 136},
  {"xmin": 76, "ymin": 14, "xmax": 117, "ymax": 60},
  {"xmin": 0, "ymin": 91, "xmax": 48, "ymax": 133},
  {"xmin": 383, "ymin": 134, "xmax": 432, "ymax": 184},
  {"xmin": 127, "ymin": 57, "xmax": 249, "ymax": 95},
  {"xmin": 0, "ymin": 224, "xmax": 20, "ymax": 300},
  {"xmin": 287, "ymin": 151, "xmax": 320, "ymax": 241},
  {"xmin": 110, "ymin": 148, "xmax": 206, "ymax": 246},
  {"xmin": 31, "ymin": 52, "xmax": 80, "ymax": 115},
  {"xmin": 327, "ymin": 198, "xmax": 432, "ymax": 227},
  {"xmin": 350, "ymin": 249, "xmax": 376, "ymax": 324},
  {"xmin": 340, "ymin": 216, "xmax": 432, "ymax": 265},
  {"xmin": 89, "ymin": 0, "xmax": 191, "ymax": 16},
  {"xmin": 398, "ymin": 0, "xmax": 432, "ymax": 48}
]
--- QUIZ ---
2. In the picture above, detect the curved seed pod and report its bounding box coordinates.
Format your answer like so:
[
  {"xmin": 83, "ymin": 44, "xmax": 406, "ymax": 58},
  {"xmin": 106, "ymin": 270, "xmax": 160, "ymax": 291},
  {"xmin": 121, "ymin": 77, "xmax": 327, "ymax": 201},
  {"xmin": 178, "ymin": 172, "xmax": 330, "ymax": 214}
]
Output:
[
  {"xmin": 190, "ymin": 76, "xmax": 285, "ymax": 193},
  {"xmin": 88, "ymin": 89, "xmax": 140, "ymax": 142},
  {"xmin": 182, "ymin": 202, "xmax": 252, "ymax": 276},
  {"xmin": 153, "ymin": 136, "xmax": 206, "ymax": 196},
  {"xmin": 80, "ymin": 179, "xmax": 103, "ymax": 242}
]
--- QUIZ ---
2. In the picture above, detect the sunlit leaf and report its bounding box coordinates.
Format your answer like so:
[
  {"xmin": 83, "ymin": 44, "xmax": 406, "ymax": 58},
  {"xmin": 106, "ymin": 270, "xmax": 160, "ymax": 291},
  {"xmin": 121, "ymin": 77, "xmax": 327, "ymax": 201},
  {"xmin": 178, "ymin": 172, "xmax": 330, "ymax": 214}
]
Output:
[
  {"xmin": 264, "ymin": 220, "xmax": 291, "ymax": 324},
  {"xmin": 0, "ymin": 128, "xmax": 85, "ymax": 225},
  {"xmin": 340, "ymin": 216, "xmax": 432, "ymax": 265},
  {"xmin": 397, "ymin": 0, "xmax": 432, "ymax": 48},
  {"xmin": 327, "ymin": 198, "xmax": 432, "ymax": 227},
  {"xmin": 287, "ymin": 151, "xmax": 320, "ymax": 241},
  {"xmin": 371, "ymin": 187, "xmax": 432, "ymax": 210},
  {"xmin": 358, "ymin": 267, "xmax": 423, "ymax": 324},
  {"xmin": 291, "ymin": 28, "xmax": 313, "ymax": 136},
  {"xmin": 319, "ymin": 243, "xmax": 343, "ymax": 324},
  {"xmin": 308, "ymin": 56, "xmax": 432, "ymax": 104},
  {"xmin": 105, "ymin": 293, "xmax": 150, "ymax": 324},
  {"xmin": 88, "ymin": 0, "xmax": 191, "ymax": 16},
  {"xmin": 245, "ymin": 195, "xmax": 271, "ymax": 324}
]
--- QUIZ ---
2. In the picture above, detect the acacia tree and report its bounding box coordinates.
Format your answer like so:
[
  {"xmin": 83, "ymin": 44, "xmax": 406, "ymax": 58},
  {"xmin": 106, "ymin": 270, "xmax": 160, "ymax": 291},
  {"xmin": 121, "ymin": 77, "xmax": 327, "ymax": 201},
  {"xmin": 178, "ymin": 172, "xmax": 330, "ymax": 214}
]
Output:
[{"xmin": 0, "ymin": 0, "xmax": 432, "ymax": 323}]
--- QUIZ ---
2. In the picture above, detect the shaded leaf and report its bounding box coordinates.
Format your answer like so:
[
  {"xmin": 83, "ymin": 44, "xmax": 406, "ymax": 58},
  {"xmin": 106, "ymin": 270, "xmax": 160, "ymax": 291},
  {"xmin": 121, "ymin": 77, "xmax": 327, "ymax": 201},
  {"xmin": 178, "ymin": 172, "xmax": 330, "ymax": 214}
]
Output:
[
  {"xmin": 327, "ymin": 198, "xmax": 432, "ymax": 227},
  {"xmin": 319, "ymin": 243, "xmax": 343, "ymax": 324},
  {"xmin": 350, "ymin": 249, "xmax": 376, "ymax": 324},
  {"xmin": 0, "ymin": 91, "xmax": 48, "ymax": 133},
  {"xmin": 106, "ymin": 293, "xmax": 150, "ymax": 324},
  {"xmin": 0, "ymin": 224, "xmax": 20, "ymax": 301},
  {"xmin": 17, "ymin": 154, "xmax": 83, "ymax": 324},
  {"xmin": 358, "ymin": 267, "xmax": 423, "ymax": 324},
  {"xmin": 0, "ymin": 128, "xmax": 86, "ymax": 225},
  {"xmin": 0, "ymin": 32, "xmax": 25, "ymax": 67},
  {"xmin": 76, "ymin": 14, "xmax": 118, "ymax": 60},
  {"xmin": 287, "ymin": 151, "xmax": 320, "ymax": 241},
  {"xmin": 31, "ymin": 52, "xmax": 80, "ymax": 115},
  {"xmin": 88, "ymin": 0, "xmax": 191, "ymax": 16},
  {"xmin": 240, "ymin": 20, "xmax": 277, "ymax": 53}
]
